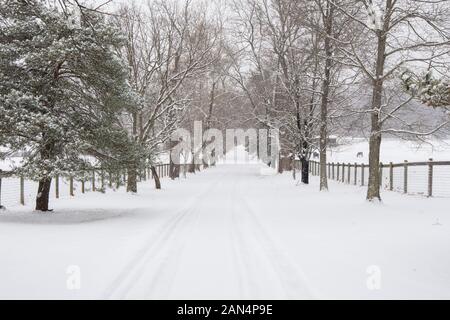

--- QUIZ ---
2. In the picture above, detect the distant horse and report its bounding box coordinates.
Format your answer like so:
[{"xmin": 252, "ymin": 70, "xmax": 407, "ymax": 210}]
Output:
[{"xmin": 356, "ymin": 152, "xmax": 363, "ymax": 158}]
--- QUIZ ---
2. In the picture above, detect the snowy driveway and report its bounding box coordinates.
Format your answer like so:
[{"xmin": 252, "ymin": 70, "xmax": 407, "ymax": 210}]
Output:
[{"xmin": 1, "ymin": 164, "xmax": 450, "ymax": 299}]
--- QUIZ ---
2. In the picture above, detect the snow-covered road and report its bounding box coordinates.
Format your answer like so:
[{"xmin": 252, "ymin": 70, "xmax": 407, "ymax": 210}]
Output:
[
  {"xmin": 103, "ymin": 165, "xmax": 313, "ymax": 299},
  {"xmin": 1, "ymin": 164, "xmax": 450, "ymax": 299}
]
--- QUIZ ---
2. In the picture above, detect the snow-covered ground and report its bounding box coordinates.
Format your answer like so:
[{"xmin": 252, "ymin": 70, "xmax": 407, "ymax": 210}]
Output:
[
  {"xmin": 327, "ymin": 138, "xmax": 450, "ymax": 163},
  {"xmin": 1, "ymin": 162, "xmax": 449, "ymax": 299}
]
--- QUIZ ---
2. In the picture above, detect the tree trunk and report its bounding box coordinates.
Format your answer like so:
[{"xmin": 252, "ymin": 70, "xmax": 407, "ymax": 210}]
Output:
[
  {"xmin": 319, "ymin": 0, "xmax": 334, "ymax": 191},
  {"xmin": 169, "ymin": 142, "xmax": 181, "ymax": 180},
  {"xmin": 210, "ymin": 149, "xmax": 216, "ymax": 167},
  {"xmin": 367, "ymin": 24, "xmax": 388, "ymax": 201},
  {"xmin": 278, "ymin": 156, "xmax": 283, "ymax": 174},
  {"xmin": 150, "ymin": 166, "xmax": 161, "ymax": 189},
  {"xmin": 188, "ymin": 152, "xmax": 196, "ymax": 173},
  {"xmin": 202, "ymin": 156, "xmax": 209, "ymax": 169},
  {"xmin": 367, "ymin": 127, "xmax": 382, "ymax": 200},
  {"xmin": 169, "ymin": 160, "xmax": 175, "ymax": 179},
  {"xmin": 301, "ymin": 157, "xmax": 309, "ymax": 184},
  {"xmin": 366, "ymin": 79, "xmax": 383, "ymax": 201},
  {"xmin": 35, "ymin": 138, "xmax": 54, "ymax": 211},
  {"xmin": 195, "ymin": 151, "xmax": 201, "ymax": 171},
  {"xmin": 203, "ymin": 80, "xmax": 216, "ymax": 170},
  {"xmin": 36, "ymin": 177, "xmax": 52, "ymax": 211},
  {"xmin": 174, "ymin": 164, "xmax": 180, "ymax": 178},
  {"xmin": 126, "ymin": 166, "xmax": 138, "ymax": 193}
]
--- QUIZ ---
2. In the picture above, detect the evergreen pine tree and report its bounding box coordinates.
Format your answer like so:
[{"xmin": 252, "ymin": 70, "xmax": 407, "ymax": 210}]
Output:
[{"xmin": 0, "ymin": 0, "xmax": 138, "ymax": 211}]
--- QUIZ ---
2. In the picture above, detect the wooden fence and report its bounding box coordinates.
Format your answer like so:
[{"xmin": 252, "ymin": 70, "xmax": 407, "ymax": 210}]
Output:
[
  {"xmin": 305, "ymin": 159, "xmax": 450, "ymax": 197},
  {"xmin": 0, "ymin": 163, "xmax": 196, "ymax": 208}
]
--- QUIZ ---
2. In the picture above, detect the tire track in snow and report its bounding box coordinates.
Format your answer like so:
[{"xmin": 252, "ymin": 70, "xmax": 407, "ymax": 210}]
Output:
[
  {"xmin": 230, "ymin": 196, "xmax": 269, "ymax": 298},
  {"xmin": 233, "ymin": 177, "xmax": 317, "ymax": 299},
  {"xmin": 229, "ymin": 171, "xmax": 287, "ymax": 298},
  {"xmin": 103, "ymin": 177, "xmax": 221, "ymax": 299},
  {"xmin": 228, "ymin": 177, "xmax": 253, "ymax": 298}
]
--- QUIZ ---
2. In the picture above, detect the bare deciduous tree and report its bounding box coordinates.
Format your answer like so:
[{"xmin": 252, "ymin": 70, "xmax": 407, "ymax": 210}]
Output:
[
  {"xmin": 332, "ymin": 0, "xmax": 450, "ymax": 201},
  {"xmin": 114, "ymin": 1, "xmax": 219, "ymax": 191}
]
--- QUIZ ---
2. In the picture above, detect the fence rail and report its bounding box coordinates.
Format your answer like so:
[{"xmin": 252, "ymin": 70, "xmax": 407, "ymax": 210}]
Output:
[
  {"xmin": 305, "ymin": 159, "xmax": 450, "ymax": 198},
  {"xmin": 0, "ymin": 163, "xmax": 195, "ymax": 209}
]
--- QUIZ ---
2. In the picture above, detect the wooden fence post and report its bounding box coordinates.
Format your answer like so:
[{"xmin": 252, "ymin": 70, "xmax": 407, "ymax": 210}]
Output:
[
  {"xmin": 354, "ymin": 163, "xmax": 357, "ymax": 185},
  {"xmin": 428, "ymin": 158, "xmax": 433, "ymax": 197},
  {"xmin": 403, "ymin": 160, "xmax": 408, "ymax": 194},
  {"xmin": 81, "ymin": 176, "xmax": 85, "ymax": 194},
  {"xmin": 361, "ymin": 163, "xmax": 365, "ymax": 186},
  {"xmin": 70, "ymin": 176, "xmax": 74, "ymax": 196},
  {"xmin": 341, "ymin": 163, "xmax": 345, "ymax": 183},
  {"xmin": 347, "ymin": 163, "xmax": 351, "ymax": 184},
  {"xmin": 336, "ymin": 163, "xmax": 340, "ymax": 181},
  {"xmin": 55, "ymin": 174, "xmax": 59, "ymax": 199},
  {"xmin": 389, "ymin": 162, "xmax": 393, "ymax": 191},
  {"xmin": 20, "ymin": 176, "xmax": 25, "ymax": 205},
  {"xmin": 331, "ymin": 163, "xmax": 334, "ymax": 180}
]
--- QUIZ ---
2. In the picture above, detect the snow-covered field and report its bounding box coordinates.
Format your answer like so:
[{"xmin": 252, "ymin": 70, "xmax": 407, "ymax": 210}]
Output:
[
  {"xmin": 1, "ymin": 162, "xmax": 449, "ymax": 299},
  {"xmin": 327, "ymin": 138, "xmax": 450, "ymax": 163}
]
